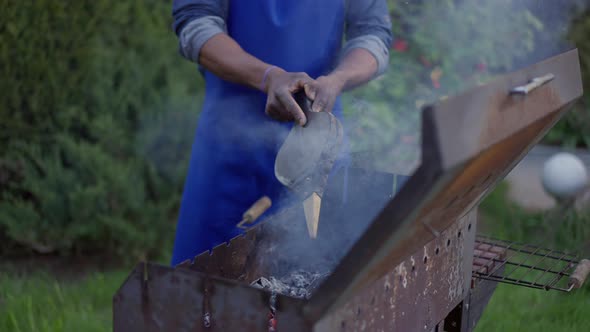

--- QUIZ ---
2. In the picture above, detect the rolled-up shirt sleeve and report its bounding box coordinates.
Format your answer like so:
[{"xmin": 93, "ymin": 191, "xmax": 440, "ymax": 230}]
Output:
[
  {"xmin": 172, "ymin": 0, "xmax": 229, "ymax": 63},
  {"xmin": 343, "ymin": 0, "xmax": 393, "ymax": 77}
]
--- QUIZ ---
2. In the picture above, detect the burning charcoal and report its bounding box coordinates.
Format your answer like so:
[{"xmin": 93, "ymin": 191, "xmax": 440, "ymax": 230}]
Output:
[{"xmin": 251, "ymin": 270, "xmax": 329, "ymax": 299}]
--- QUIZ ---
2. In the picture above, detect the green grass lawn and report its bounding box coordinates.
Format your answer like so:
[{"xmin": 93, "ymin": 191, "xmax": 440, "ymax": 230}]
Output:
[
  {"xmin": 0, "ymin": 269, "xmax": 127, "ymax": 332},
  {"xmin": 476, "ymin": 283, "xmax": 590, "ymax": 332}
]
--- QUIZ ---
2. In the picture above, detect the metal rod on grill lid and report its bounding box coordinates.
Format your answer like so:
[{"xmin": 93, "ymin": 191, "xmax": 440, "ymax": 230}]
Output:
[{"xmin": 509, "ymin": 73, "xmax": 555, "ymax": 95}]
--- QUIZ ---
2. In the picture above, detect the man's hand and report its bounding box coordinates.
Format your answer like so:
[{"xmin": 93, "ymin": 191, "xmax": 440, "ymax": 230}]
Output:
[
  {"xmin": 303, "ymin": 75, "xmax": 346, "ymax": 113},
  {"xmin": 264, "ymin": 69, "xmax": 313, "ymax": 126}
]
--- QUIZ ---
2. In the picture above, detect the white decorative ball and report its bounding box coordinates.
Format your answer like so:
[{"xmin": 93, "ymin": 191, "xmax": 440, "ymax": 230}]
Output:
[{"xmin": 541, "ymin": 152, "xmax": 588, "ymax": 200}]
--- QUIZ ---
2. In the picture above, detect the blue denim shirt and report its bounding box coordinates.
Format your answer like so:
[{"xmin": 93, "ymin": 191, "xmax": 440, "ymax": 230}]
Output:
[{"xmin": 171, "ymin": 0, "xmax": 393, "ymax": 76}]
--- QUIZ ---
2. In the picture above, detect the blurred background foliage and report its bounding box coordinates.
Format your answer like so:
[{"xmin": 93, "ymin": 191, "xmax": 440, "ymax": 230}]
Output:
[
  {"xmin": 0, "ymin": 0, "xmax": 200, "ymax": 260},
  {"xmin": 0, "ymin": 0, "xmax": 589, "ymax": 262},
  {"xmin": 1, "ymin": 1, "xmax": 590, "ymax": 332},
  {"xmin": 546, "ymin": 10, "xmax": 590, "ymax": 148},
  {"xmin": 345, "ymin": 0, "xmax": 590, "ymax": 172}
]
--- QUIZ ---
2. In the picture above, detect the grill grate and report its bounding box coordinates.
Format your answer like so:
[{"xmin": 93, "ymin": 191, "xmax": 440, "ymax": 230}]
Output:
[{"xmin": 472, "ymin": 235, "xmax": 580, "ymax": 292}]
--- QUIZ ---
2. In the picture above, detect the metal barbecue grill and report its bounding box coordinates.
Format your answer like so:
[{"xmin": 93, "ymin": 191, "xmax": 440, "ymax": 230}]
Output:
[{"xmin": 113, "ymin": 49, "xmax": 588, "ymax": 332}]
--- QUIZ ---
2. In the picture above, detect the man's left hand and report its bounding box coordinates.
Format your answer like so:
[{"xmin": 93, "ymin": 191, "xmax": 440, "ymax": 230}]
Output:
[{"xmin": 304, "ymin": 74, "xmax": 346, "ymax": 113}]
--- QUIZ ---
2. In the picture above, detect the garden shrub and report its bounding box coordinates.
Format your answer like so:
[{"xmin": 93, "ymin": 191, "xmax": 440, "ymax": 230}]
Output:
[{"xmin": 0, "ymin": 0, "xmax": 200, "ymax": 259}]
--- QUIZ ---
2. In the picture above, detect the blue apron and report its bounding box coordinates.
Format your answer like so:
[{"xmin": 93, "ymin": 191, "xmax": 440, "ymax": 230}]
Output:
[{"xmin": 171, "ymin": 0, "xmax": 346, "ymax": 265}]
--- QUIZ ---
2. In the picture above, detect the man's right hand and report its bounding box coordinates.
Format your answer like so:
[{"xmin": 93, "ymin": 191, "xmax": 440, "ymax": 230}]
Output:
[{"xmin": 264, "ymin": 68, "xmax": 313, "ymax": 126}]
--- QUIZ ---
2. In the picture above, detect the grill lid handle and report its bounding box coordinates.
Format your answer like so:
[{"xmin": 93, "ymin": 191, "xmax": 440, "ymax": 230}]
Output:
[{"xmin": 510, "ymin": 73, "xmax": 555, "ymax": 95}]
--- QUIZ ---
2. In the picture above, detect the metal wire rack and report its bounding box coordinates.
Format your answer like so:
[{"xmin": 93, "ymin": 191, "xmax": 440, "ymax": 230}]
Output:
[{"xmin": 472, "ymin": 235, "xmax": 580, "ymax": 292}]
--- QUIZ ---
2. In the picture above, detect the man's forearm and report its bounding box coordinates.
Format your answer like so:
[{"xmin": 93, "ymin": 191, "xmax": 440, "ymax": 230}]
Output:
[
  {"xmin": 199, "ymin": 33, "xmax": 273, "ymax": 92},
  {"xmin": 303, "ymin": 48, "xmax": 380, "ymax": 113},
  {"xmin": 199, "ymin": 33, "xmax": 313, "ymax": 125},
  {"xmin": 329, "ymin": 48, "xmax": 379, "ymax": 91}
]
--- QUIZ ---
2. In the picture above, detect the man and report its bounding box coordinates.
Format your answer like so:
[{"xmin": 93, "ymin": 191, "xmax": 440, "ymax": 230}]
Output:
[{"xmin": 171, "ymin": 0, "xmax": 392, "ymax": 265}]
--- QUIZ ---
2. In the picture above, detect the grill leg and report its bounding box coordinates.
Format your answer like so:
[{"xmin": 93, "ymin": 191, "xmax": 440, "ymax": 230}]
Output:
[
  {"xmin": 443, "ymin": 274, "xmax": 502, "ymax": 332},
  {"xmin": 443, "ymin": 302, "xmax": 464, "ymax": 332}
]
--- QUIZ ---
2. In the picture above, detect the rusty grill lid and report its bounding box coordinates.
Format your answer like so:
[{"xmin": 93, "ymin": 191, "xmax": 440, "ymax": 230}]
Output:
[{"xmin": 304, "ymin": 49, "xmax": 583, "ymax": 320}]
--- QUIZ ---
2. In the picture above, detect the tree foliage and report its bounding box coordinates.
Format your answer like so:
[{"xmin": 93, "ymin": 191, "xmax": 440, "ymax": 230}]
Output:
[
  {"xmin": 0, "ymin": 1, "xmax": 200, "ymax": 259},
  {"xmin": 545, "ymin": 6, "xmax": 590, "ymax": 148},
  {"xmin": 344, "ymin": 0, "xmax": 543, "ymax": 172}
]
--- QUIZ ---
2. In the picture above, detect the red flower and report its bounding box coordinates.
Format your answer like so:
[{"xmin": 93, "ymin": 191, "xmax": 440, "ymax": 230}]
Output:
[
  {"xmin": 392, "ymin": 39, "xmax": 408, "ymax": 52},
  {"xmin": 430, "ymin": 67, "xmax": 443, "ymax": 89},
  {"xmin": 420, "ymin": 56, "xmax": 431, "ymax": 67},
  {"xmin": 475, "ymin": 62, "xmax": 487, "ymax": 72}
]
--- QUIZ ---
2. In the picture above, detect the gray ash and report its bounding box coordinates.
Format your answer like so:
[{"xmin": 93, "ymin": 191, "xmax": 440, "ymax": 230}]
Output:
[{"xmin": 251, "ymin": 270, "xmax": 329, "ymax": 299}]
